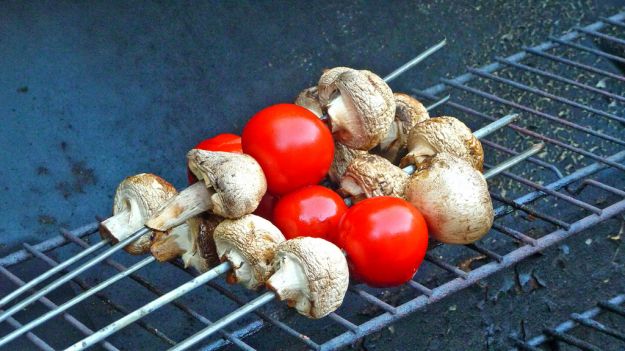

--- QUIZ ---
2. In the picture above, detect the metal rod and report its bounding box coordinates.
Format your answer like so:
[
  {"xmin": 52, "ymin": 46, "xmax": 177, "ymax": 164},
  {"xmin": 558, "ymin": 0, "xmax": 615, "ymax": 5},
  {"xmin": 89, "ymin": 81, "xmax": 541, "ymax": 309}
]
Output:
[
  {"xmin": 549, "ymin": 36, "xmax": 625, "ymax": 65},
  {"xmin": 570, "ymin": 314, "xmax": 625, "ymax": 342},
  {"xmin": 21, "ymin": 242, "xmax": 176, "ymax": 347},
  {"xmin": 383, "ymin": 38, "xmax": 446, "ymax": 82},
  {"xmin": 575, "ymin": 26, "xmax": 625, "ymax": 47},
  {"xmin": 65, "ymin": 261, "xmax": 232, "ymax": 351},
  {"xmin": 0, "ymin": 227, "xmax": 150, "ymax": 324},
  {"xmin": 0, "ymin": 265, "xmax": 119, "ymax": 351},
  {"xmin": 0, "ymin": 256, "xmax": 155, "ymax": 348},
  {"xmin": 168, "ymin": 291, "xmax": 276, "ymax": 351},
  {"xmin": 1, "ymin": 309, "xmax": 55, "ymax": 351},
  {"xmin": 468, "ymin": 67, "xmax": 625, "ymax": 124},
  {"xmin": 0, "ymin": 240, "xmax": 108, "ymax": 309},
  {"xmin": 480, "ymin": 139, "xmax": 564, "ymax": 179},
  {"xmin": 543, "ymin": 329, "xmax": 602, "ymax": 351},
  {"xmin": 601, "ymin": 16, "xmax": 625, "ymax": 29},
  {"xmin": 424, "ymin": 94, "xmax": 450, "ymax": 111},
  {"xmin": 483, "ymin": 143, "xmax": 544, "ymax": 179}
]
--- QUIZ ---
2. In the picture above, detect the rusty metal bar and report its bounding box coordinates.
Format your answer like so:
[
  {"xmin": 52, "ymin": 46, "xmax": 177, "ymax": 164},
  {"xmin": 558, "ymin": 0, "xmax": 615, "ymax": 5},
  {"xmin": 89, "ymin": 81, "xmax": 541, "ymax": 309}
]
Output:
[
  {"xmin": 571, "ymin": 314, "xmax": 625, "ymax": 342},
  {"xmin": 575, "ymin": 26, "xmax": 625, "ymax": 46},
  {"xmin": 424, "ymin": 253, "xmax": 468, "ymax": 279},
  {"xmin": 349, "ymin": 287, "xmax": 398, "ymax": 315},
  {"xmin": 489, "ymin": 193, "xmax": 571, "ymax": 229},
  {"xmin": 549, "ymin": 36, "xmax": 625, "ymax": 65},
  {"xmin": 543, "ymin": 329, "xmax": 602, "ymax": 351},
  {"xmin": 491, "ymin": 223, "xmax": 538, "ymax": 246}
]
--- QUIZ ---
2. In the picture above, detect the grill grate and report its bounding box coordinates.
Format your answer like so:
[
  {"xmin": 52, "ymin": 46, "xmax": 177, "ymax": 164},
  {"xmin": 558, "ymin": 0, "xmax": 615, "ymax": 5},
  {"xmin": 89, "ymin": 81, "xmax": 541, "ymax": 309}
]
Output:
[
  {"xmin": 1, "ymin": 11, "xmax": 625, "ymax": 351},
  {"xmin": 510, "ymin": 293, "xmax": 625, "ymax": 350}
]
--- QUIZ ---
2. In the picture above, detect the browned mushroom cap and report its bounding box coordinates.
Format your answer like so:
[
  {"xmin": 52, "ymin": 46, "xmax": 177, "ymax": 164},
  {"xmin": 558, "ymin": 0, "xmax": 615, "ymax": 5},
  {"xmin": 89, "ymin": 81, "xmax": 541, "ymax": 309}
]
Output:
[
  {"xmin": 378, "ymin": 93, "xmax": 430, "ymax": 163},
  {"xmin": 328, "ymin": 141, "xmax": 367, "ymax": 184},
  {"xmin": 404, "ymin": 153, "xmax": 493, "ymax": 244},
  {"xmin": 146, "ymin": 150, "xmax": 267, "ymax": 232},
  {"xmin": 150, "ymin": 213, "xmax": 222, "ymax": 273},
  {"xmin": 318, "ymin": 68, "xmax": 395, "ymax": 150},
  {"xmin": 266, "ymin": 237, "xmax": 349, "ymax": 319},
  {"xmin": 294, "ymin": 86, "xmax": 323, "ymax": 118},
  {"xmin": 340, "ymin": 154, "xmax": 409, "ymax": 201},
  {"xmin": 99, "ymin": 173, "xmax": 177, "ymax": 255},
  {"xmin": 400, "ymin": 116, "xmax": 484, "ymax": 171},
  {"xmin": 213, "ymin": 215, "xmax": 286, "ymax": 290}
]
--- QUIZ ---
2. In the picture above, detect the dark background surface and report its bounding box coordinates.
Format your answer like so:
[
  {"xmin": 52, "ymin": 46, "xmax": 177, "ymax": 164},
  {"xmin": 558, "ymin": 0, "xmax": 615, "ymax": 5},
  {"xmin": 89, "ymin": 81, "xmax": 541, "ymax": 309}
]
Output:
[{"xmin": 1, "ymin": 1, "xmax": 625, "ymax": 350}]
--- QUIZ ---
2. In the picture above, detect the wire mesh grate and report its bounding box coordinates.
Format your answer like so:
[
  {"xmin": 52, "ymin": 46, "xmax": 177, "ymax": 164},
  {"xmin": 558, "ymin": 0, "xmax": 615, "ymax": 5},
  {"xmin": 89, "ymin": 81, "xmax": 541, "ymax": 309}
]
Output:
[{"xmin": 1, "ymin": 11, "xmax": 625, "ymax": 351}]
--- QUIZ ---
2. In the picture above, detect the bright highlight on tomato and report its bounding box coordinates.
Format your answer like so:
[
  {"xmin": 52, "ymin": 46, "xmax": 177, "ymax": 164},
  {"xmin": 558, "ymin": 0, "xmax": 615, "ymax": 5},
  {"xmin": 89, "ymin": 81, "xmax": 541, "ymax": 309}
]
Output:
[
  {"xmin": 187, "ymin": 133, "xmax": 243, "ymax": 184},
  {"xmin": 273, "ymin": 185, "xmax": 347, "ymax": 242},
  {"xmin": 336, "ymin": 197, "xmax": 429, "ymax": 287},
  {"xmin": 242, "ymin": 104, "xmax": 334, "ymax": 195}
]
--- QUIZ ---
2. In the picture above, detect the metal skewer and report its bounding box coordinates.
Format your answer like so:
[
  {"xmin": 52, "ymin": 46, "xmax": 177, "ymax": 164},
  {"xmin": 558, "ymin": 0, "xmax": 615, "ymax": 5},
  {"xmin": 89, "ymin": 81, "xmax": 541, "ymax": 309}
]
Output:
[
  {"xmin": 63, "ymin": 109, "xmax": 526, "ymax": 351},
  {"xmin": 163, "ymin": 143, "xmax": 546, "ymax": 351},
  {"xmin": 0, "ymin": 39, "xmax": 447, "ymax": 338}
]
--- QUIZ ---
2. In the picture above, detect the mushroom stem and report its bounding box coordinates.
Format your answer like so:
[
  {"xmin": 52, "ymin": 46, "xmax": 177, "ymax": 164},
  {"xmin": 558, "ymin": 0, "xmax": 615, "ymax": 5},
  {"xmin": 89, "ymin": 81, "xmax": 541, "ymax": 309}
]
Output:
[
  {"xmin": 146, "ymin": 182, "xmax": 214, "ymax": 232},
  {"xmin": 266, "ymin": 254, "xmax": 309, "ymax": 306},
  {"xmin": 327, "ymin": 95, "xmax": 354, "ymax": 133},
  {"xmin": 99, "ymin": 206, "xmax": 142, "ymax": 243}
]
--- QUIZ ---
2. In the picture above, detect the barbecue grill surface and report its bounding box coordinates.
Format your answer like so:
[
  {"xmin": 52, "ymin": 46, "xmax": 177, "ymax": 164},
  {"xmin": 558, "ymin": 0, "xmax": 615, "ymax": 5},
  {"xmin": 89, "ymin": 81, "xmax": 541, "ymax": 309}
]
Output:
[{"xmin": 1, "ymin": 2, "xmax": 625, "ymax": 350}]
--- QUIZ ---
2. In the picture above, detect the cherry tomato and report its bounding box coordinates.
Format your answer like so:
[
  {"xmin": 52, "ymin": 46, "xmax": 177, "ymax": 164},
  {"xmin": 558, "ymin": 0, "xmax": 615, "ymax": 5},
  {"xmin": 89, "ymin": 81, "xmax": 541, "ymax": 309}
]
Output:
[
  {"xmin": 188, "ymin": 134, "xmax": 243, "ymax": 184},
  {"xmin": 336, "ymin": 197, "xmax": 428, "ymax": 287},
  {"xmin": 273, "ymin": 185, "xmax": 348, "ymax": 242},
  {"xmin": 242, "ymin": 104, "xmax": 334, "ymax": 195},
  {"xmin": 253, "ymin": 192, "xmax": 280, "ymax": 220}
]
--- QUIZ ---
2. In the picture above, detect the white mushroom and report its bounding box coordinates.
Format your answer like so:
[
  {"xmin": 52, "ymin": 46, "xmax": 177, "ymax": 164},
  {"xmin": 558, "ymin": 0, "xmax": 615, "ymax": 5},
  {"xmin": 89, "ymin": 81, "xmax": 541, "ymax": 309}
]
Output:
[
  {"xmin": 294, "ymin": 86, "xmax": 323, "ymax": 118},
  {"xmin": 400, "ymin": 116, "xmax": 484, "ymax": 172},
  {"xmin": 213, "ymin": 215, "xmax": 286, "ymax": 290},
  {"xmin": 378, "ymin": 93, "xmax": 430, "ymax": 163},
  {"xmin": 146, "ymin": 150, "xmax": 267, "ymax": 231},
  {"xmin": 328, "ymin": 141, "xmax": 367, "ymax": 184},
  {"xmin": 99, "ymin": 173, "xmax": 177, "ymax": 255},
  {"xmin": 340, "ymin": 154, "xmax": 409, "ymax": 202},
  {"xmin": 404, "ymin": 153, "xmax": 493, "ymax": 244},
  {"xmin": 318, "ymin": 67, "xmax": 395, "ymax": 150},
  {"xmin": 266, "ymin": 237, "xmax": 349, "ymax": 319},
  {"xmin": 150, "ymin": 214, "xmax": 222, "ymax": 273}
]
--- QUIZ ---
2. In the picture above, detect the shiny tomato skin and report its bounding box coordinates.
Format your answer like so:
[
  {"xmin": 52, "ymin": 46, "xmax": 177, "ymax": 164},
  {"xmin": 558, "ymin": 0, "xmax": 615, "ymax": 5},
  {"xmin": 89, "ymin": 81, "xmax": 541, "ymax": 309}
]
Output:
[
  {"xmin": 273, "ymin": 185, "xmax": 348, "ymax": 242},
  {"xmin": 242, "ymin": 104, "xmax": 334, "ymax": 195},
  {"xmin": 336, "ymin": 197, "xmax": 429, "ymax": 288},
  {"xmin": 188, "ymin": 134, "xmax": 243, "ymax": 184}
]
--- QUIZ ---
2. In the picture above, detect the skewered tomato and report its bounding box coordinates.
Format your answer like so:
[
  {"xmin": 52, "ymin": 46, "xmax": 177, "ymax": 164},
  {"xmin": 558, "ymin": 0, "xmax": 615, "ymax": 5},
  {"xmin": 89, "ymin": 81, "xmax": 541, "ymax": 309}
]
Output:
[
  {"xmin": 336, "ymin": 197, "xmax": 428, "ymax": 287},
  {"xmin": 188, "ymin": 134, "xmax": 243, "ymax": 184},
  {"xmin": 242, "ymin": 104, "xmax": 334, "ymax": 195},
  {"xmin": 273, "ymin": 185, "xmax": 347, "ymax": 242}
]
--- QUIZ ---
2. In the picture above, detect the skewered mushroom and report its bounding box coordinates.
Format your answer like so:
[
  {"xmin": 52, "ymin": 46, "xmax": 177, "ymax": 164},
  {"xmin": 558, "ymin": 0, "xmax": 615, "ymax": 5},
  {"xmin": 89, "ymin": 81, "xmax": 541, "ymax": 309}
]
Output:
[
  {"xmin": 266, "ymin": 237, "xmax": 349, "ymax": 319},
  {"xmin": 340, "ymin": 154, "xmax": 409, "ymax": 202},
  {"xmin": 150, "ymin": 213, "xmax": 222, "ymax": 272},
  {"xmin": 328, "ymin": 141, "xmax": 367, "ymax": 184},
  {"xmin": 378, "ymin": 93, "xmax": 430, "ymax": 163},
  {"xmin": 404, "ymin": 152, "xmax": 493, "ymax": 244},
  {"xmin": 146, "ymin": 150, "xmax": 267, "ymax": 231},
  {"xmin": 99, "ymin": 173, "xmax": 177, "ymax": 255},
  {"xmin": 400, "ymin": 116, "xmax": 484, "ymax": 171},
  {"xmin": 318, "ymin": 67, "xmax": 395, "ymax": 150},
  {"xmin": 213, "ymin": 214, "xmax": 286, "ymax": 290},
  {"xmin": 294, "ymin": 86, "xmax": 323, "ymax": 118}
]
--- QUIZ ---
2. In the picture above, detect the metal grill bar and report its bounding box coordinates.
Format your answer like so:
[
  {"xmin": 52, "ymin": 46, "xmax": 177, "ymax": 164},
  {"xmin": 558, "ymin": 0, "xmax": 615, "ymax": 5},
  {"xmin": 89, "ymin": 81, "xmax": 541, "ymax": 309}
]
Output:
[
  {"xmin": 468, "ymin": 67, "xmax": 625, "ymax": 124},
  {"xmin": 575, "ymin": 26, "xmax": 625, "ymax": 46},
  {"xmin": 22, "ymin": 243, "xmax": 176, "ymax": 346},
  {"xmin": 571, "ymin": 314, "xmax": 625, "ymax": 342},
  {"xmin": 543, "ymin": 329, "xmax": 602, "ymax": 351},
  {"xmin": 491, "ymin": 223, "xmax": 538, "ymax": 246},
  {"xmin": 489, "ymin": 193, "xmax": 571, "ymax": 229},
  {"xmin": 0, "ymin": 265, "xmax": 119, "ymax": 351},
  {"xmin": 424, "ymin": 254, "xmax": 468, "ymax": 279},
  {"xmin": 480, "ymin": 139, "xmax": 564, "ymax": 179},
  {"xmin": 548, "ymin": 36, "xmax": 625, "ymax": 65},
  {"xmin": 0, "ymin": 309, "xmax": 54, "ymax": 351},
  {"xmin": 601, "ymin": 16, "xmax": 625, "ymax": 29}
]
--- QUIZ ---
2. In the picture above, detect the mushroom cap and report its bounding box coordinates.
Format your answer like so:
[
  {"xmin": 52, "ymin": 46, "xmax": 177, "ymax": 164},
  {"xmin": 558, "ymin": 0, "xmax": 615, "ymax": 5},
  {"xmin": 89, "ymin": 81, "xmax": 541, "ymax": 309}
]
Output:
[
  {"xmin": 100, "ymin": 173, "xmax": 177, "ymax": 255},
  {"xmin": 404, "ymin": 153, "xmax": 493, "ymax": 244},
  {"xmin": 328, "ymin": 141, "xmax": 367, "ymax": 184},
  {"xmin": 318, "ymin": 68, "xmax": 395, "ymax": 150},
  {"xmin": 213, "ymin": 214, "xmax": 285, "ymax": 290},
  {"xmin": 400, "ymin": 116, "xmax": 484, "ymax": 172},
  {"xmin": 378, "ymin": 93, "xmax": 430, "ymax": 163},
  {"xmin": 340, "ymin": 154, "xmax": 409, "ymax": 201},
  {"xmin": 187, "ymin": 149, "xmax": 267, "ymax": 218},
  {"xmin": 268, "ymin": 237, "xmax": 349, "ymax": 319},
  {"xmin": 294, "ymin": 86, "xmax": 323, "ymax": 118}
]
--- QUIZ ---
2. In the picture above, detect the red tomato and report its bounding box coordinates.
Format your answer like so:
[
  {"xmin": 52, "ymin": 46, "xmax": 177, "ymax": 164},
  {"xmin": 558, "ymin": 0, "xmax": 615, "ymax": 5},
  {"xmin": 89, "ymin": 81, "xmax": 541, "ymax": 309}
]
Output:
[
  {"xmin": 336, "ymin": 197, "xmax": 428, "ymax": 287},
  {"xmin": 253, "ymin": 192, "xmax": 280, "ymax": 220},
  {"xmin": 188, "ymin": 134, "xmax": 243, "ymax": 184},
  {"xmin": 273, "ymin": 185, "xmax": 348, "ymax": 242},
  {"xmin": 242, "ymin": 104, "xmax": 334, "ymax": 195}
]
